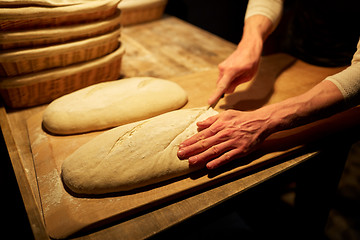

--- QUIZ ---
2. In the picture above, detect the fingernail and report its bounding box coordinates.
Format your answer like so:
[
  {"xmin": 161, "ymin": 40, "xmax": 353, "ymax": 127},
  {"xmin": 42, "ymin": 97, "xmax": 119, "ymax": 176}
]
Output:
[
  {"xmin": 206, "ymin": 163, "xmax": 214, "ymax": 170},
  {"xmin": 178, "ymin": 150, "xmax": 186, "ymax": 159},
  {"xmin": 188, "ymin": 156, "xmax": 197, "ymax": 165}
]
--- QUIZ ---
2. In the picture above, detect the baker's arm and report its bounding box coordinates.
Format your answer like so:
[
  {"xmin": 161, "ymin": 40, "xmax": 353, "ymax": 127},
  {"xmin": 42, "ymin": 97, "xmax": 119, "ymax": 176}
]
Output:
[
  {"xmin": 179, "ymin": 39, "xmax": 360, "ymax": 169},
  {"xmin": 209, "ymin": 0, "xmax": 284, "ymax": 105},
  {"xmin": 178, "ymin": 80, "xmax": 345, "ymax": 169}
]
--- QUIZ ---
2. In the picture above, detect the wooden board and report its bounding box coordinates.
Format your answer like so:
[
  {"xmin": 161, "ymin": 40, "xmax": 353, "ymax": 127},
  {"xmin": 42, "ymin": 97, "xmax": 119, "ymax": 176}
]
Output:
[
  {"xmin": 27, "ymin": 53, "xmax": 360, "ymax": 239},
  {"xmin": 27, "ymin": 111, "xmax": 299, "ymax": 239}
]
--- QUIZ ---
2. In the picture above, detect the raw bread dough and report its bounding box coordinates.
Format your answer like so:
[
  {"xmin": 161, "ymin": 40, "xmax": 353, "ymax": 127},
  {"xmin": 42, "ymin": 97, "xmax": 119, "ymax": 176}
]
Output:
[
  {"xmin": 61, "ymin": 107, "xmax": 218, "ymax": 194},
  {"xmin": 43, "ymin": 77, "xmax": 188, "ymax": 135}
]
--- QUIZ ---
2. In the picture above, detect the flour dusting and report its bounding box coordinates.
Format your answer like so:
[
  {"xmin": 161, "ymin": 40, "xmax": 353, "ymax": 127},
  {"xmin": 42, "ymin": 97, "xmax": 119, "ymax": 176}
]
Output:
[{"xmin": 38, "ymin": 169, "xmax": 64, "ymax": 214}]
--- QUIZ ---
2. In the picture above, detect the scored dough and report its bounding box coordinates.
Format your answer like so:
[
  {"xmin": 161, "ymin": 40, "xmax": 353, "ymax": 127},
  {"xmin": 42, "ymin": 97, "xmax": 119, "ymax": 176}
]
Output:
[
  {"xmin": 43, "ymin": 77, "xmax": 188, "ymax": 135},
  {"xmin": 61, "ymin": 107, "xmax": 218, "ymax": 195}
]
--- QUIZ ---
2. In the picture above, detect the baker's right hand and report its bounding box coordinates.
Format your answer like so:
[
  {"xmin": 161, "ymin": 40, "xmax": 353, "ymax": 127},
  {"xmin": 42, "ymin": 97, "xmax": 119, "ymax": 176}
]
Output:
[{"xmin": 208, "ymin": 41, "xmax": 262, "ymax": 106}]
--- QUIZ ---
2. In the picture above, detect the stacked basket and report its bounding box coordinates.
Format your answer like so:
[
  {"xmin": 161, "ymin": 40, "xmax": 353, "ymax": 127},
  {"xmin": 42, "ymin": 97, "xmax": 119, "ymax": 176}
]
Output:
[
  {"xmin": 0, "ymin": 0, "xmax": 124, "ymax": 108},
  {"xmin": 118, "ymin": 0, "xmax": 168, "ymax": 26}
]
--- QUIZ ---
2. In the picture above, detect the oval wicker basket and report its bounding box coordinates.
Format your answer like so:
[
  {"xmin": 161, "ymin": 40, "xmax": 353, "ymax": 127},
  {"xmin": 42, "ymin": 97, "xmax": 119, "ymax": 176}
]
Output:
[
  {"xmin": 0, "ymin": 0, "xmax": 121, "ymax": 30},
  {"xmin": 0, "ymin": 44, "xmax": 125, "ymax": 108},
  {"xmin": 119, "ymin": 0, "xmax": 167, "ymax": 26},
  {"xmin": 0, "ymin": 9, "xmax": 121, "ymax": 50},
  {"xmin": 0, "ymin": 28, "xmax": 121, "ymax": 77},
  {"xmin": 0, "ymin": 0, "xmax": 99, "ymax": 7}
]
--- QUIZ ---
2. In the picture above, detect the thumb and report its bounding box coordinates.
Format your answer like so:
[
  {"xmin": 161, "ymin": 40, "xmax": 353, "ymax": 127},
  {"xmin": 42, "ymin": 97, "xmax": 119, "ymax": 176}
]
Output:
[{"xmin": 197, "ymin": 114, "xmax": 219, "ymax": 130}]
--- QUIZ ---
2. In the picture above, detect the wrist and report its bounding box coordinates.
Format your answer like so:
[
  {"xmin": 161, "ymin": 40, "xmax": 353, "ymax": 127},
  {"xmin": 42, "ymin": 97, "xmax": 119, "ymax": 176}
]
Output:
[
  {"xmin": 253, "ymin": 102, "xmax": 298, "ymax": 137},
  {"xmin": 238, "ymin": 15, "xmax": 272, "ymax": 59}
]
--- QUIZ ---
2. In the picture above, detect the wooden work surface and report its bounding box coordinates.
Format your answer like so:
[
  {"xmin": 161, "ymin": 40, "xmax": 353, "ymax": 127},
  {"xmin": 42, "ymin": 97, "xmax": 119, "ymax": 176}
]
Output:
[{"xmin": 1, "ymin": 16, "xmax": 358, "ymax": 239}]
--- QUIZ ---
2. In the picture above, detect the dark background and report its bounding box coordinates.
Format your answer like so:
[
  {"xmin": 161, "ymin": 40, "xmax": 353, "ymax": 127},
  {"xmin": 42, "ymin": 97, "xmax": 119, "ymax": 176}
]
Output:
[
  {"xmin": 165, "ymin": 0, "xmax": 360, "ymax": 67},
  {"xmin": 165, "ymin": 0, "xmax": 248, "ymax": 45}
]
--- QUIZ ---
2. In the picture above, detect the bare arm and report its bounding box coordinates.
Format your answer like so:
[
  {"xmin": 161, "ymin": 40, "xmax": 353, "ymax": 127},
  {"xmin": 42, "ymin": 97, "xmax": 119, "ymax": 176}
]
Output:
[
  {"xmin": 178, "ymin": 38, "xmax": 360, "ymax": 169},
  {"xmin": 178, "ymin": 80, "xmax": 345, "ymax": 169},
  {"xmin": 209, "ymin": 0, "xmax": 284, "ymax": 105},
  {"xmin": 210, "ymin": 15, "xmax": 273, "ymax": 105}
]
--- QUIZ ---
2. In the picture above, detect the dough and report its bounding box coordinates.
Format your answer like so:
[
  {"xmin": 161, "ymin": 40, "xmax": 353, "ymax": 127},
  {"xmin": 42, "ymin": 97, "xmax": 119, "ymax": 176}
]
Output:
[
  {"xmin": 43, "ymin": 77, "xmax": 188, "ymax": 135},
  {"xmin": 61, "ymin": 107, "xmax": 218, "ymax": 194}
]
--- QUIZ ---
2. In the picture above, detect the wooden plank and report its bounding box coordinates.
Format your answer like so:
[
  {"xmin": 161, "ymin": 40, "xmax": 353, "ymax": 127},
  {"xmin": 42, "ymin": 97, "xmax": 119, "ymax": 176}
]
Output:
[
  {"xmin": 28, "ymin": 107, "xmax": 307, "ymax": 238},
  {"xmin": 120, "ymin": 16, "xmax": 235, "ymax": 79},
  {"xmin": 0, "ymin": 104, "xmax": 48, "ymax": 240},
  {"xmin": 79, "ymin": 151, "xmax": 317, "ymax": 240}
]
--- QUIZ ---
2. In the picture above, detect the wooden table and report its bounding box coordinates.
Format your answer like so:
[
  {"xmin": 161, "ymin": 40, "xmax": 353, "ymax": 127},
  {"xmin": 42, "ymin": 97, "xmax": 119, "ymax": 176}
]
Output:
[{"xmin": 0, "ymin": 16, "xmax": 358, "ymax": 239}]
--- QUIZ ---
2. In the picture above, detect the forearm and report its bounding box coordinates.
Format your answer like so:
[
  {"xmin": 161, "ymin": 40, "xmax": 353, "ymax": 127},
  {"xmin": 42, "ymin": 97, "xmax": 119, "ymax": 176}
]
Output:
[
  {"xmin": 239, "ymin": 15, "xmax": 273, "ymax": 53},
  {"xmin": 234, "ymin": 12, "xmax": 278, "ymax": 70},
  {"xmin": 238, "ymin": 0, "xmax": 284, "ymax": 58},
  {"xmin": 260, "ymin": 81, "xmax": 345, "ymax": 135},
  {"xmin": 211, "ymin": 1, "xmax": 282, "ymax": 104},
  {"xmin": 265, "ymin": 39, "xmax": 360, "ymax": 134}
]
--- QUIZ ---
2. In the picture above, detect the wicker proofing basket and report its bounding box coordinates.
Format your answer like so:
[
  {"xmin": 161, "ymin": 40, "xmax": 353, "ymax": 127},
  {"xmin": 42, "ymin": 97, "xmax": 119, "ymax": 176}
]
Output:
[
  {"xmin": 0, "ymin": 44, "xmax": 125, "ymax": 108},
  {"xmin": 0, "ymin": 0, "xmax": 121, "ymax": 31},
  {"xmin": 0, "ymin": 28, "xmax": 121, "ymax": 77},
  {"xmin": 0, "ymin": 9, "xmax": 121, "ymax": 50},
  {"xmin": 118, "ymin": 0, "xmax": 167, "ymax": 26}
]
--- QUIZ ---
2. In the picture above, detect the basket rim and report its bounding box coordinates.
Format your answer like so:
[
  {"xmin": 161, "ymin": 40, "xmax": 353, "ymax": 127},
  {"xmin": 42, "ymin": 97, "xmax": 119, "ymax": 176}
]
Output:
[
  {"xmin": 0, "ymin": 9, "xmax": 121, "ymax": 44},
  {"xmin": 0, "ymin": 28, "xmax": 121, "ymax": 60},
  {"xmin": 0, "ymin": 0, "xmax": 109, "ymax": 7},
  {"xmin": 0, "ymin": 43, "xmax": 125, "ymax": 88},
  {"xmin": 119, "ymin": 0, "xmax": 167, "ymax": 10},
  {"xmin": 0, "ymin": 0, "xmax": 121, "ymax": 20}
]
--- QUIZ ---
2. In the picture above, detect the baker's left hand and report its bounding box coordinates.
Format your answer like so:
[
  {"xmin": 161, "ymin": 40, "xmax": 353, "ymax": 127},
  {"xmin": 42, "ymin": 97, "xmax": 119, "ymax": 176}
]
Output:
[{"xmin": 177, "ymin": 110, "xmax": 271, "ymax": 169}]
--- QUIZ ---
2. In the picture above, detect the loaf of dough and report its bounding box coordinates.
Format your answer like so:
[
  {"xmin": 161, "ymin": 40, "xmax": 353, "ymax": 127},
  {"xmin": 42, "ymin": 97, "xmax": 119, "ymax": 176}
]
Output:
[
  {"xmin": 61, "ymin": 107, "xmax": 218, "ymax": 194},
  {"xmin": 43, "ymin": 77, "xmax": 188, "ymax": 135}
]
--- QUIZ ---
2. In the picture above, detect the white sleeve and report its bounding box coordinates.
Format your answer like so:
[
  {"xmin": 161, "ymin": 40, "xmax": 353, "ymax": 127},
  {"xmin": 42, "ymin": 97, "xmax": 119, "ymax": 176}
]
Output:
[
  {"xmin": 324, "ymin": 39, "xmax": 360, "ymax": 107},
  {"xmin": 244, "ymin": 0, "xmax": 284, "ymax": 31}
]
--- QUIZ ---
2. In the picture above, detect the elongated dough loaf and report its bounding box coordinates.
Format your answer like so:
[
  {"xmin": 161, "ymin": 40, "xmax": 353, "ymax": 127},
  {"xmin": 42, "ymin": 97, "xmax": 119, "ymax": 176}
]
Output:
[
  {"xmin": 61, "ymin": 107, "xmax": 218, "ymax": 194},
  {"xmin": 43, "ymin": 77, "xmax": 188, "ymax": 135}
]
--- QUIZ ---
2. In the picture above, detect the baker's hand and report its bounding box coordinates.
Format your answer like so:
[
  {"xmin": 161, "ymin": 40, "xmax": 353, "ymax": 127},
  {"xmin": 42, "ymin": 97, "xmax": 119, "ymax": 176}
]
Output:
[
  {"xmin": 208, "ymin": 40, "xmax": 262, "ymax": 105},
  {"xmin": 177, "ymin": 110, "xmax": 271, "ymax": 169}
]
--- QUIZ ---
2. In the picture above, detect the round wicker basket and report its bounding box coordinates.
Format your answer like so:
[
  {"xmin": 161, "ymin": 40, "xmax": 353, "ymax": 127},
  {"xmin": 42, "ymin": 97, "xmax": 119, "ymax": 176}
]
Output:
[
  {"xmin": 0, "ymin": 0, "xmax": 121, "ymax": 30},
  {"xmin": 0, "ymin": 44, "xmax": 125, "ymax": 108},
  {"xmin": 0, "ymin": 28, "xmax": 121, "ymax": 77},
  {"xmin": 119, "ymin": 0, "xmax": 167, "ymax": 26},
  {"xmin": 0, "ymin": 9, "xmax": 121, "ymax": 50}
]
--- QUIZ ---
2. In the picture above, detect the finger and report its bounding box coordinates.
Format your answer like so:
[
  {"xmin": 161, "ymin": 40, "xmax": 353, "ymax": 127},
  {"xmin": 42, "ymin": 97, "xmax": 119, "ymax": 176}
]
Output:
[
  {"xmin": 179, "ymin": 129, "xmax": 213, "ymax": 149},
  {"xmin": 224, "ymin": 72, "xmax": 252, "ymax": 94},
  {"xmin": 179, "ymin": 117, "xmax": 223, "ymax": 149},
  {"xmin": 188, "ymin": 141, "xmax": 234, "ymax": 166},
  {"xmin": 225, "ymin": 84, "xmax": 237, "ymax": 94},
  {"xmin": 196, "ymin": 114, "xmax": 219, "ymax": 130},
  {"xmin": 208, "ymin": 87, "xmax": 226, "ymax": 106},
  {"xmin": 206, "ymin": 140, "xmax": 262, "ymax": 170},
  {"xmin": 206, "ymin": 148, "xmax": 242, "ymax": 170},
  {"xmin": 217, "ymin": 69, "xmax": 224, "ymax": 85},
  {"xmin": 178, "ymin": 129, "xmax": 226, "ymax": 159}
]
